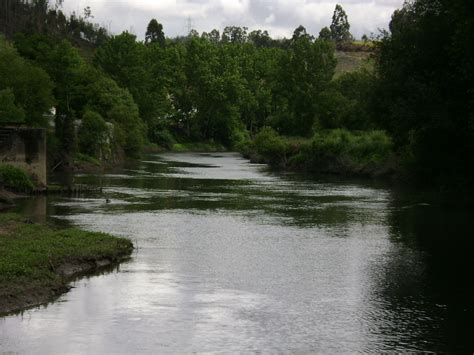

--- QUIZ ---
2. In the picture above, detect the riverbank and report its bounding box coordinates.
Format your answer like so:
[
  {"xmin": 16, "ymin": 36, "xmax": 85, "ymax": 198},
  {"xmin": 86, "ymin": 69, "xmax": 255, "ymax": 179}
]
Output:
[
  {"xmin": 0, "ymin": 188, "xmax": 19, "ymax": 210},
  {"xmin": 0, "ymin": 213, "xmax": 134, "ymax": 316},
  {"xmin": 240, "ymin": 128, "xmax": 396, "ymax": 178}
]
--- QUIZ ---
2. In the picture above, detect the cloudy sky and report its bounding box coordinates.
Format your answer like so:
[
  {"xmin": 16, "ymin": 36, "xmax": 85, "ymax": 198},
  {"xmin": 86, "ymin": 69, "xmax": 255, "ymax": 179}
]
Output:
[{"xmin": 62, "ymin": 0, "xmax": 405, "ymax": 40}]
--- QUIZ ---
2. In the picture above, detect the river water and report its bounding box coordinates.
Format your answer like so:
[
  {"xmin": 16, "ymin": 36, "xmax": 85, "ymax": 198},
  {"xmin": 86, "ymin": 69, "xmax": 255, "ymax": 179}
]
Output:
[{"xmin": 1, "ymin": 153, "xmax": 473, "ymax": 353}]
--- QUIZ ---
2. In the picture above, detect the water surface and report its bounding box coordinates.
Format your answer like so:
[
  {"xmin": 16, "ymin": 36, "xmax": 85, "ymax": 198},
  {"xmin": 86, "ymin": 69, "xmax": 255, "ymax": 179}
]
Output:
[{"xmin": 1, "ymin": 153, "xmax": 473, "ymax": 353}]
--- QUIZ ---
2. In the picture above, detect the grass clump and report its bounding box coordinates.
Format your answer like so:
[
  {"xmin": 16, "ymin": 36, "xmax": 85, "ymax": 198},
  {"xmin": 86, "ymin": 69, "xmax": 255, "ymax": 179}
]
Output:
[
  {"xmin": 0, "ymin": 164, "xmax": 35, "ymax": 191},
  {"xmin": 0, "ymin": 213, "xmax": 133, "ymax": 315}
]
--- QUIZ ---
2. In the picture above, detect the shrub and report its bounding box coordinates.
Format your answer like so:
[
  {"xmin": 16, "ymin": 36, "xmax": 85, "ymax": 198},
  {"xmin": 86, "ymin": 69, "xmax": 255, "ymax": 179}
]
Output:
[
  {"xmin": 253, "ymin": 127, "xmax": 288, "ymax": 165},
  {"xmin": 0, "ymin": 164, "xmax": 35, "ymax": 191},
  {"xmin": 153, "ymin": 129, "xmax": 176, "ymax": 149},
  {"xmin": 293, "ymin": 129, "xmax": 393, "ymax": 173}
]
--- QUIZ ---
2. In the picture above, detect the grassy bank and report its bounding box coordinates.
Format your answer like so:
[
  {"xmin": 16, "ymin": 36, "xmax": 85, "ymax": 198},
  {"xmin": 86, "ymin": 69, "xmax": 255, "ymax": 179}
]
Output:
[
  {"xmin": 0, "ymin": 213, "xmax": 133, "ymax": 316},
  {"xmin": 241, "ymin": 127, "xmax": 395, "ymax": 177}
]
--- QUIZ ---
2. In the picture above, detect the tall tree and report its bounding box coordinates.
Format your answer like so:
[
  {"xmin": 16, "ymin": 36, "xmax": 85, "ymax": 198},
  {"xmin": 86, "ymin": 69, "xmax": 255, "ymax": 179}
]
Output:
[
  {"xmin": 330, "ymin": 4, "xmax": 352, "ymax": 46},
  {"xmin": 318, "ymin": 27, "xmax": 332, "ymax": 41},
  {"xmin": 145, "ymin": 19, "xmax": 165, "ymax": 47},
  {"xmin": 275, "ymin": 30, "xmax": 336, "ymax": 135},
  {"xmin": 0, "ymin": 35, "xmax": 54, "ymax": 126},
  {"xmin": 375, "ymin": 0, "xmax": 474, "ymax": 182}
]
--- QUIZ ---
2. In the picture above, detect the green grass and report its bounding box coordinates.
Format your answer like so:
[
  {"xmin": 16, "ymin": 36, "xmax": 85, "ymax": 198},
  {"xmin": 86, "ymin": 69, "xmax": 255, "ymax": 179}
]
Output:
[{"xmin": 0, "ymin": 213, "xmax": 133, "ymax": 314}]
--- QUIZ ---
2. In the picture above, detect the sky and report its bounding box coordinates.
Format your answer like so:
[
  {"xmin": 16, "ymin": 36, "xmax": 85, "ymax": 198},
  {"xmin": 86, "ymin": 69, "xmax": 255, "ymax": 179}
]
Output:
[{"xmin": 62, "ymin": 0, "xmax": 405, "ymax": 40}]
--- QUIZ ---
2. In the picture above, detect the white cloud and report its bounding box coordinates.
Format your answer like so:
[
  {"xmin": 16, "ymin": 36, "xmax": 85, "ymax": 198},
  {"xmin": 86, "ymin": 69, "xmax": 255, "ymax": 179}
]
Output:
[{"xmin": 61, "ymin": 0, "xmax": 404, "ymax": 39}]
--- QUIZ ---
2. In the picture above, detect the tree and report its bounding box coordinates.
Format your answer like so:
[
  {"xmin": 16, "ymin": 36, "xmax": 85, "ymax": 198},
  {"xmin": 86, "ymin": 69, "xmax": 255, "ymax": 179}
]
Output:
[
  {"xmin": 208, "ymin": 29, "xmax": 220, "ymax": 44},
  {"xmin": 222, "ymin": 26, "xmax": 248, "ymax": 44},
  {"xmin": 319, "ymin": 27, "xmax": 332, "ymax": 41},
  {"xmin": 330, "ymin": 4, "xmax": 352, "ymax": 46},
  {"xmin": 274, "ymin": 32, "xmax": 337, "ymax": 135},
  {"xmin": 94, "ymin": 32, "xmax": 155, "ymax": 125},
  {"xmin": 248, "ymin": 30, "xmax": 272, "ymax": 47},
  {"xmin": 374, "ymin": 0, "xmax": 474, "ymax": 182},
  {"xmin": 291, "ymin": 25, "xmax": 313, "ymax": 42},
  {"xmin": 145, "ymin": 19, "xmax": 165, "ymax": 47},
  {"xmin": 84, "ymin": 72, "xmax": 145, "ymax": 157},
  {"xmin": 0, "ymin": 88, "xmax": 25, "ymax": 123},
  {"xmin": 78, "ymin": 110, "xmax": 108, "ymax": 158},
  {"xmin": 0, "ymin": 35, "xmax": 54, "ymax": 126}
]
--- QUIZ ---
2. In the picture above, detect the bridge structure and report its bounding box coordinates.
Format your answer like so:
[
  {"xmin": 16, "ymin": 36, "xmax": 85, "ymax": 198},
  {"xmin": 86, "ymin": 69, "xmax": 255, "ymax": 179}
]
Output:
[{"xmin": 0, "ymin": 125, "xmax": 47, "ymax": 186}]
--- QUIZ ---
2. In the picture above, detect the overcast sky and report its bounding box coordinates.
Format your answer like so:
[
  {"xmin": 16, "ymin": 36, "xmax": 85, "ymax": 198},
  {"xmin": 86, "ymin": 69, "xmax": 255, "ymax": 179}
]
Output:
[{"xmin": 62, "ymin": 0, "xmax": 405, "ymax": 40}]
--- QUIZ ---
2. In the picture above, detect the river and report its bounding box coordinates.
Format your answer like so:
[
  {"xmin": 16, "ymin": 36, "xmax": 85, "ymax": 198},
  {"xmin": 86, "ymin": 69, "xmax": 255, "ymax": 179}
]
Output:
[{"xmin": 1, "ymin": 152, "xmax": 473, "ymax": 353}]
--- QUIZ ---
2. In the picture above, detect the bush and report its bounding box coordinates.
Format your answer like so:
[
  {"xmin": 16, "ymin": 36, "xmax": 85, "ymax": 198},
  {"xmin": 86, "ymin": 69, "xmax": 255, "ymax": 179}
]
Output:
[
  {"xmin": 0, "ymin": 164, "xmax": 35, "ymax": 191},
  {"xmin": 253, "ymin": 127, "xmax": 288, "ymax": 165},
  {"xmin": 299, "ymin": 129, "xmax": 393, "ymax": 172},
  {"xmin": 153, "ymin": 129, "xmax": 176, "ymax": 149}
]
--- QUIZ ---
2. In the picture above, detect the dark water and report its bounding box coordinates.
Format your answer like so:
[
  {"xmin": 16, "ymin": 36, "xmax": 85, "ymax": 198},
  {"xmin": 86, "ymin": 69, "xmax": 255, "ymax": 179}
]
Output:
[{"xmin": 1, "ymin": 153, "xmax": 473, "ymax": 353}]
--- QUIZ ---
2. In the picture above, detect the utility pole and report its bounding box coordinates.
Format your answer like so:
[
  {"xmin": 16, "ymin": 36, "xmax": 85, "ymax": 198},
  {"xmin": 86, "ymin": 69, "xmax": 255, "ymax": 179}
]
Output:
[{"xmin": 186, "ymin": 16, "xmax": 193, "ymax": 35}]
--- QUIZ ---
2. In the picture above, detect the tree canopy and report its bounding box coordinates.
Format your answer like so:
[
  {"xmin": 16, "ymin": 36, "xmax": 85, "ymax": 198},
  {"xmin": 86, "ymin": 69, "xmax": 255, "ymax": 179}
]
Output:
[
  {"xmin": 330, "ymin": 4, "xmax": 352, "ymax": 46},
  {"xmin": 145, "ymin": 19, "xmax": 165, "ymax": 47}
]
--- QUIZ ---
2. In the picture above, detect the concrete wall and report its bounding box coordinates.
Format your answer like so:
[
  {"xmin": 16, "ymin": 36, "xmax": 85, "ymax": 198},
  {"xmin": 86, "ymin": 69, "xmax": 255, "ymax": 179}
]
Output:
[{"xmin": 0, "ymin": 127, "xmax": 47, "ymax": 186}]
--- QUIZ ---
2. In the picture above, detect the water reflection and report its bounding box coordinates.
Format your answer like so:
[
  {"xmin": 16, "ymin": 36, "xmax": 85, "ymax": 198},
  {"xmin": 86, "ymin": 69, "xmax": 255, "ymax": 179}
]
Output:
[{"xmin": 1, "ymin": 152, "xmax": 473, "ymax": 353}]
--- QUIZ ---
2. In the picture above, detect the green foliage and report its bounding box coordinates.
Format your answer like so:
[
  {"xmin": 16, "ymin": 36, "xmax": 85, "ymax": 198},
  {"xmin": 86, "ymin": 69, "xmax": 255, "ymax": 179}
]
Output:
[
  {"xmin": 291, "ymin": 129, "xmax": 393, "ymax": 173},
  {"xmin": 319, "ymin": 27, "xmax": 332, "ymax": 41},
  {"xmin": 153, "ymin": 129, "xmax": 176, "ymax": 150},
  {"xmin": 274, "ymin": 34, "xmax": 337, "ymax": 136},
  {"xmin": 316, "ymin": 69, "xmax": 375, "ymax": 130},
  {"xmin": 0, "ymin": 0, "xmax": 109, "ymax": 46},
  {"xmin": 312, "ymin": 129, "xmax": 392, "ymax": 165},
  {"xmin": 145, "ymin": 19, "xmax": 166, "ymax": 47},
  {"xmin": 330, "ymin": 4, "xmax": 353, "ymax": 46},
  {"xmin": 0, "ymin": 88, "xmax": 25, "ymax": 123},
  {"xmin": 108, "ymin": 104, "xmax": 144, "ymax": 158},
  {"xmin": 253, "ymin": 127, "xmax": 288, "ymax": 165},
  {"xmin": 374, "ymin": 0, "xmax": 474, "ymax": 182},
  {"xmin": 78, "ymin": 71, "xmax": 146, "ymax": 158},
  {"xmin": 0, "ymin": 35, "xmax": 54, "ymax": 126},
  {"xmin": 13, "ymin": 34, "xmax": 86, "ymax": 159},
  {"xmin": 78, "ymin": 111, "xmax": 108, "ymax": 158},
  {"xmin": 244, "ymin": 128, "xmax": 393, "ymax": 174},
  {"xmin": 0, "ymin": 164, "xmax": 35, "ymax": 191}
]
